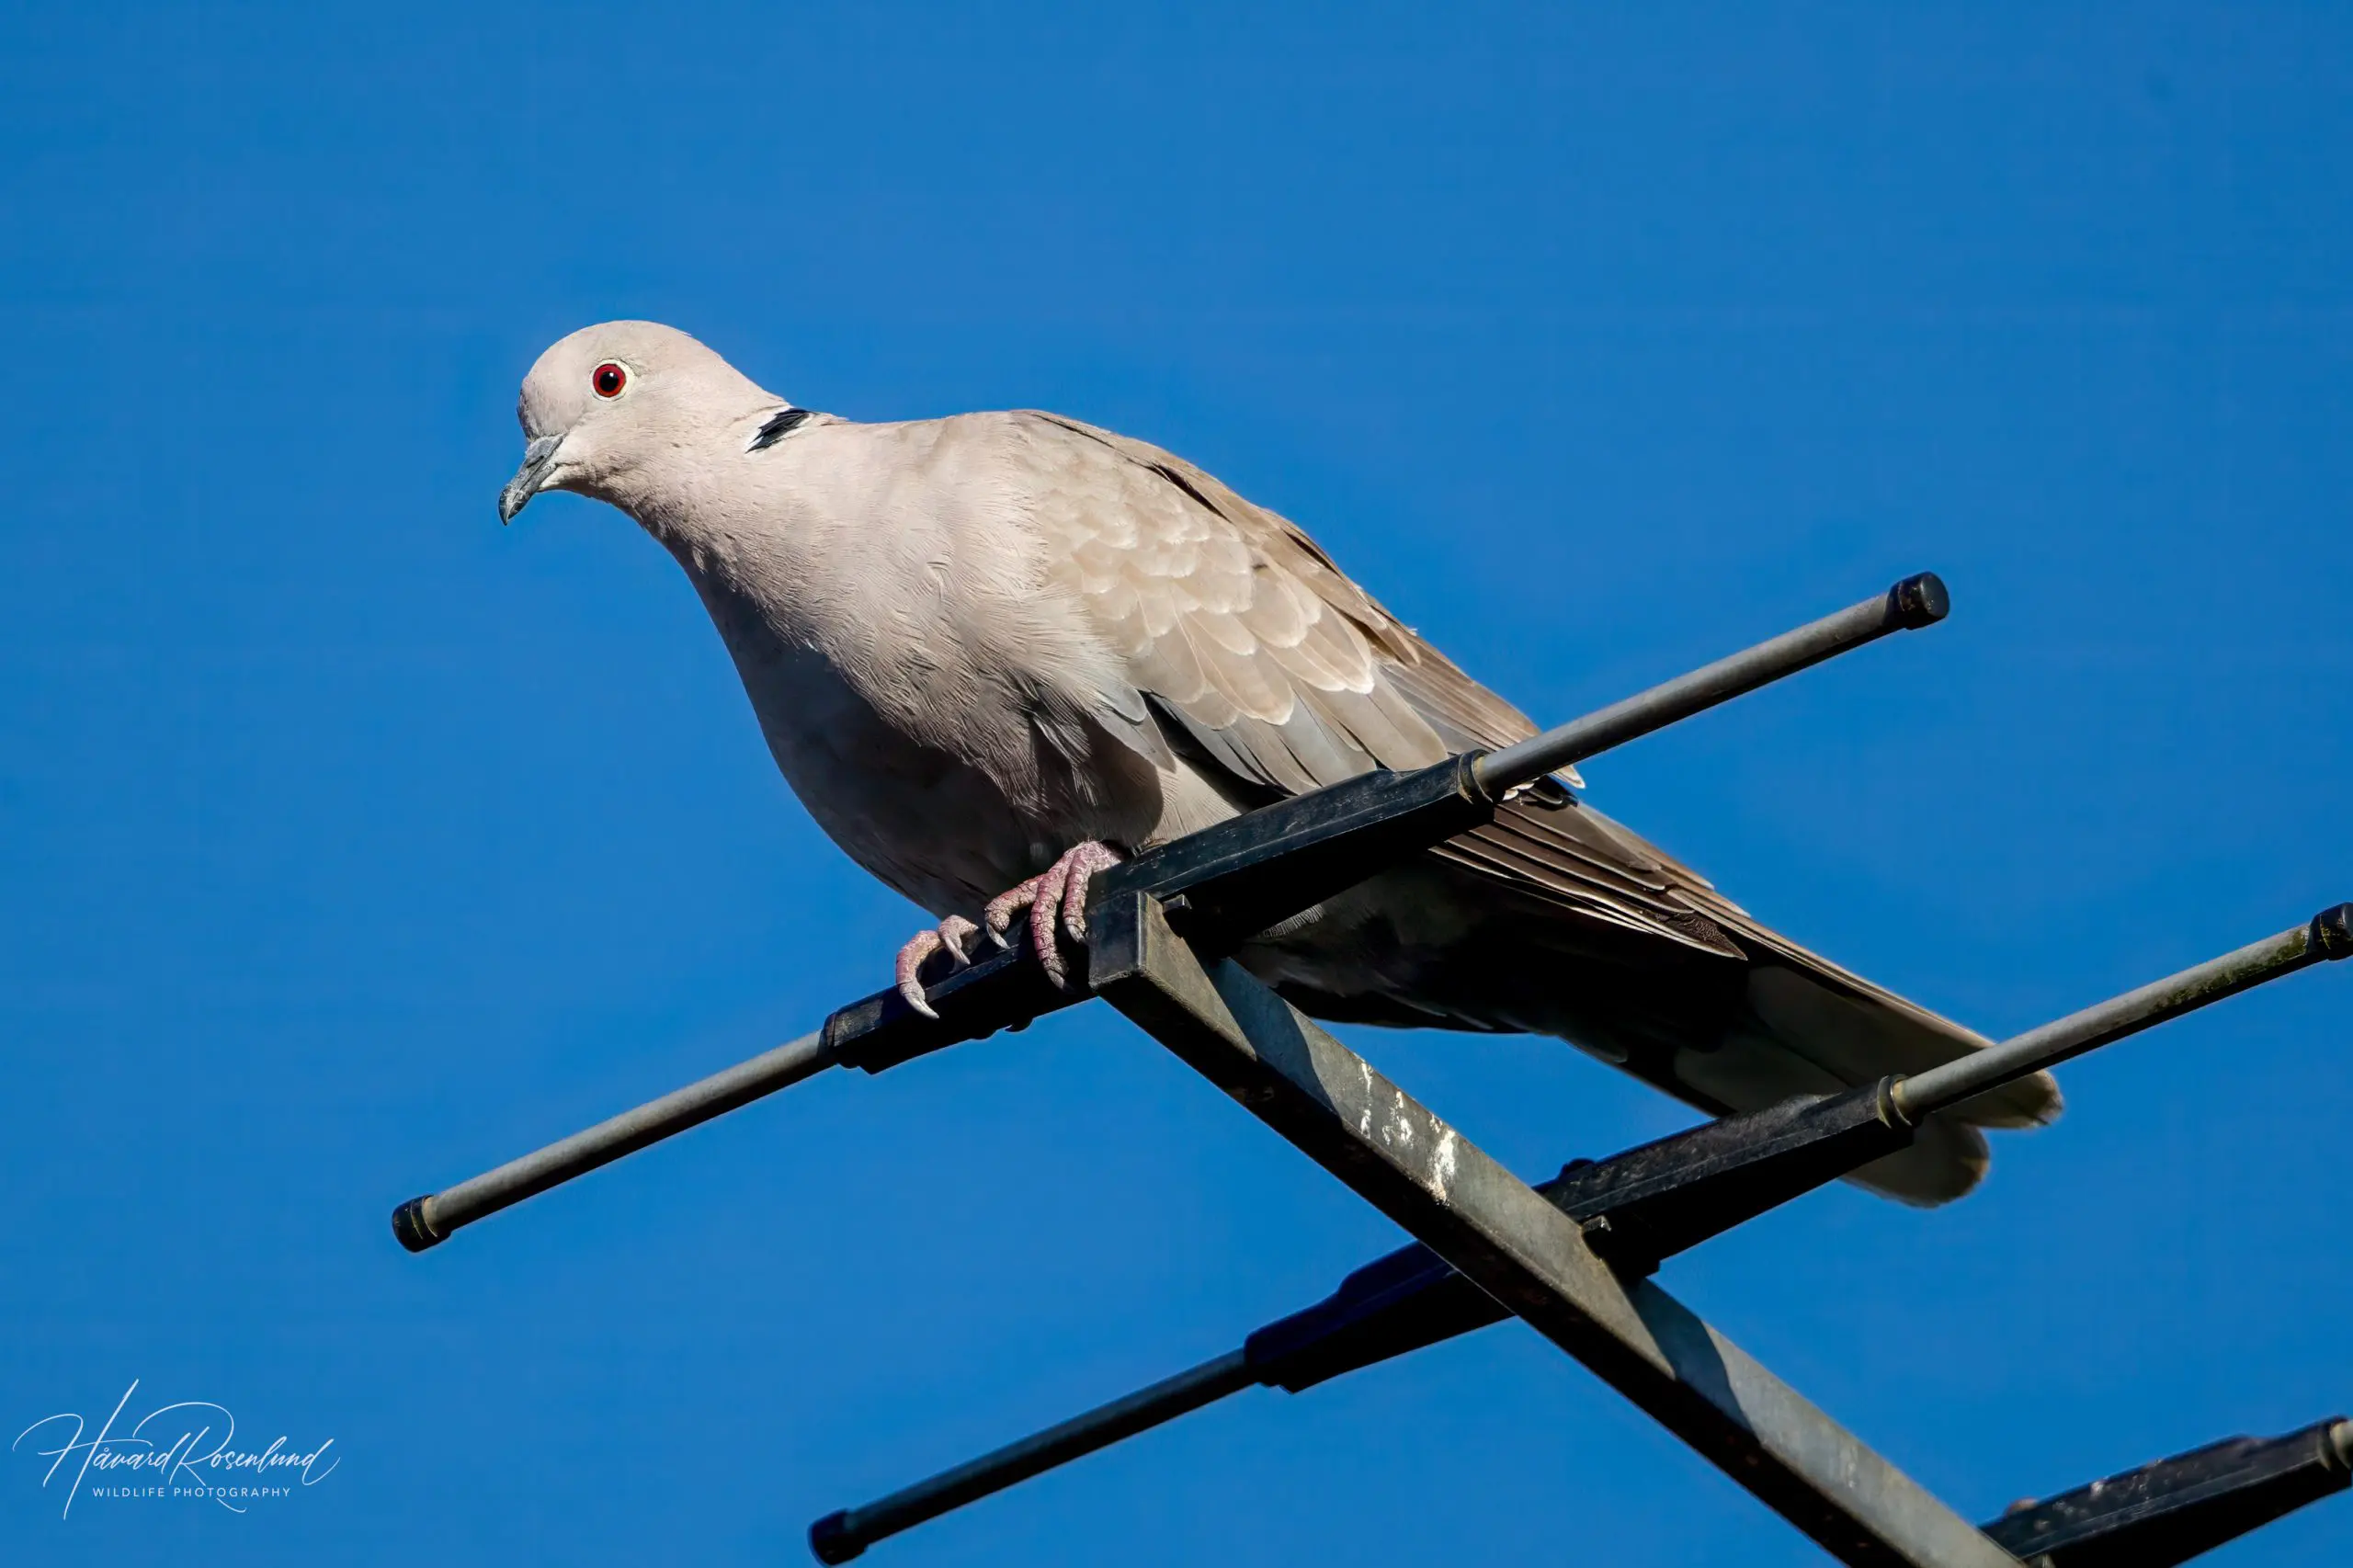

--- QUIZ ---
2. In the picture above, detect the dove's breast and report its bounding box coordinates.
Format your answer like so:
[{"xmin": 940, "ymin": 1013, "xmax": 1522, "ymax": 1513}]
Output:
[
  {"xmin": 667, "ymin": 558, "xmax": 1060, "ymax": 916},
  {"xmin": 643, "ymin": 432, "xmax": 1182, "ymax": 917}
]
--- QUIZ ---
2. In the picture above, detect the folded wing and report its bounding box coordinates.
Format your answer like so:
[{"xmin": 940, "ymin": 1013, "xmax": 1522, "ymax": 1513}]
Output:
[{"xmin": 1013, "ymin": 410, "xmax": 2059, "ymax": 1203}]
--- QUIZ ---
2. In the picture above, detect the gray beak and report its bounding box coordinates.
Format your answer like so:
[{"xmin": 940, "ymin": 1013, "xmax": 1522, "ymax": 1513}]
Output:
[{"xmin": 498, "ymin": 435, "xmax": 566, "ymax": 525}]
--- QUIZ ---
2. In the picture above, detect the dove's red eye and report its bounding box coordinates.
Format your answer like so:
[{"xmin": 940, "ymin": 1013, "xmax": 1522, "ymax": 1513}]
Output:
[{"xmin": 592, "ymin": 362, "xmax": 627, "ymax": 398}]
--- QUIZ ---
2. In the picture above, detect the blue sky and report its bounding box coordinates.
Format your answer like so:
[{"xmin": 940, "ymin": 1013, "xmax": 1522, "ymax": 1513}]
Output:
[{"xmin": 3, "ymin": 3, "xmax": 2349, "ymax": 1563}]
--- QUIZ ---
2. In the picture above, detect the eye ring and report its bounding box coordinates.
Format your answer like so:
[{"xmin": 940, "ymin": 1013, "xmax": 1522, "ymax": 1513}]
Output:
[{"xmin": 592, "ymin": 362, "xmax": 628, "ymax": 399}]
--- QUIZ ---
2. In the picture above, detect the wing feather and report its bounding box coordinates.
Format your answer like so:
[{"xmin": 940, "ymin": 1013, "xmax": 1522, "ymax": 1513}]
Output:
[{"xmin": 1008, "ymin": 410, "xmax": 2062, "ymax": 1166}]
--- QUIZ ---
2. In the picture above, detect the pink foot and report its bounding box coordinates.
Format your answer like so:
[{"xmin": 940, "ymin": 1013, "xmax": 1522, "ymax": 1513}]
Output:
[
  {"xmin": 894, "ymin": 915, "xmax": 982, "ymax": 1018},
  {"xmin": 982, "ymin": 841, "xmax": 1125, "ymax": 990}
]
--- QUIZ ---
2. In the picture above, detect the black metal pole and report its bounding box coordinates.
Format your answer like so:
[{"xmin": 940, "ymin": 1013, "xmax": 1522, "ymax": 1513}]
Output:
[
  {"xmin": 1089, "ymin": 895, "xmax": 2021, "ymax": 1567},
  {"xmin": 1893, "ymin": 903, "xmax": 2353, "ymax": 1119},
  {"xmin": 807, "ymin": 1352, "xmax": 1254, "ymax": 1563},
  {"xmin": 395, "ymin": 574, "xmax": 1946, "ymax": 1253},
  {"xmin": 1472, "ymin": 572, "xmax": 1948, "ymax": 794},
  {"xmin": 1097, "ymin": 574, "xmax": 1950, "ymax": 948},
  {"xmin": 392, "ymin": 1031, "xmax": 835, "ymax": 1251},
  {"xmin": 798, "ymin": 900, "xmax": 2353, "ymax": 1551},
  {"xmin": 1980, "ymin": 1417, "xmax": 2352, "ymax": 1566}
]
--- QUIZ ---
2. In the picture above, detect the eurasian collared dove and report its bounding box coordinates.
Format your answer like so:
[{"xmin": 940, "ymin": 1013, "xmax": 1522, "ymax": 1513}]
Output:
[{"xmin": 500, "ymin": 321, "xmax": 2059, "ymax": 1204}]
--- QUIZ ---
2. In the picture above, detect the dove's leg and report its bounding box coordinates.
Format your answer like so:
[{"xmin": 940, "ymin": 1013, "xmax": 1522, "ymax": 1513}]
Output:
[
  {"xmin": 890, "ymin": 843, "xmax": 1125, "ymax": 1013},
  {"xmin": 893, "ymin": 915, "xmax": 981, "ymax": 1019},
  {"xmin": 983, "ymin": 841, "xmax": 1125, "ymax": 990}
]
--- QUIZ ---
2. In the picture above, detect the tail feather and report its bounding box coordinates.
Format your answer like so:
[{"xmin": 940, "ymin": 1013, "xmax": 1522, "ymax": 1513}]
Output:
[
  {"xmin": 1667, "ymin": 1017, "xmax": 2001, "ymax": 1207},
  {"xmin": 1743, "ymin": 953, "xmax": 2061, "ymax": 1131},
  {"xmin": 1247, "ymin": 855, "xmax": 2062, "ymax": 1208}
]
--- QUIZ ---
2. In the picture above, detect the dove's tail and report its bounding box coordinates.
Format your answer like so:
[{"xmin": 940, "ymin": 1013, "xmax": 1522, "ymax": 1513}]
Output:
[
  {"xmin": 1244, "ymin": 857, "xmax": 2061, "ymax": 1207},
  {"xmin": 1674, "ymin": 929, "xmax": 2063, "ymax": 1204}
]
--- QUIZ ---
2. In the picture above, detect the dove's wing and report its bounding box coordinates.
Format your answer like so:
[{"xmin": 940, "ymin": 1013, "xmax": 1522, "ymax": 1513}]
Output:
[
  {"xmin": 1019, "ymin": 411, "xmax": 1464, "ymax": 787},
  {"xmin": 1007, "ymin": 410, "xmax": 2058, "ymax": 1188},
  {"xmin": 1014, "ymin": 412, "xmax": 1770, "ymax": 949}
]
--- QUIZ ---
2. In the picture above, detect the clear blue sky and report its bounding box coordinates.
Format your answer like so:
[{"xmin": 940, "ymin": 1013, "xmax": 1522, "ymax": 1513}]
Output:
[{"xmin": 4, "ymin": 4, "xmax": 2349, "ymax": 1564}]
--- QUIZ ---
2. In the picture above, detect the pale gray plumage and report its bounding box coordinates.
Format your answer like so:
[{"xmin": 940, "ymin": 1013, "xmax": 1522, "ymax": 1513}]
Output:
[{"xmin": 503, "ymin": 321, "xmax": 2061, "ymax": 1205}]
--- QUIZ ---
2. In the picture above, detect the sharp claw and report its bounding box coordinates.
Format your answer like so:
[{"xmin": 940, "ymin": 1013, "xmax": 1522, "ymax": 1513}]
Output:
[
  {"xmin": 983, "ymin": 875, "xmax": 1040, "ymax": 949},
  {"xmin": 1029, "ymin": 863, "xmax": 1070, "ymax": 984},
  {"xmin": 972, "ymin": 845, "xmax": 1127, "ymax": 991},
  {"xmin": 894, "ymin": 930, "xmax": 943, "ymax": 1020},
  {"xmin": 939, "ymin": 915, "xmax": 979, "ymax": 968}
]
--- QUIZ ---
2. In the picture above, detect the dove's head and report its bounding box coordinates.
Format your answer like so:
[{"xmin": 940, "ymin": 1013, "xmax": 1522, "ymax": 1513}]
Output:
[{"xmin": 498, "ymin": 321, "xmax": 776, "ymax": 524}]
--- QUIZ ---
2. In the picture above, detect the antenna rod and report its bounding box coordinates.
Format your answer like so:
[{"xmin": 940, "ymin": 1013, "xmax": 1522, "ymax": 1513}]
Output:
[
  {"xmin": 1472, "ymin": 573, "xmax": 1948, "ymax": 795},
  {"xmin": 392, "ymin": 1031, "xmax": 833, "ymax": 1251},
  {"xmin": 807, "ymin": 1352, "xmax": 1254, "ymax": 1563},
  {"xmin": 1893, "ymin": 903, "xmax": 2353, "ymax": 1119}
]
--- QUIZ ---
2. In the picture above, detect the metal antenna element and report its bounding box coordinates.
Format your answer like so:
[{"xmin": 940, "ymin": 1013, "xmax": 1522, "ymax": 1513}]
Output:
[
  {"xmin": 1472, "ymin": 571, "xmax": 1947, "ymax": 795},
  {"xmin": 1981, "ymin": 1417, "xmax": 2353, "ymax": 1565},
  {"xmin": 394, "ymin": 574, "xmax": 1944, "ymax": 1252},
  {"xmin": 392, "ymin": 1031, "xmax": 830, "ymax": 1252},
  {"xmin": 801, "ymin": 903, "xmax": 2352, "ymax": 1558},
  {"xmin": 1088, "ymin": 574, "xmax": 1948, "ymax": 950},
  {"xmin": 1893, "ymin": 903, "xmax": 2353, "ymax": 1119},
  {"xmin": 807, "ymin": 1354, "xmax": 1255, "ymax": 1563}
]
